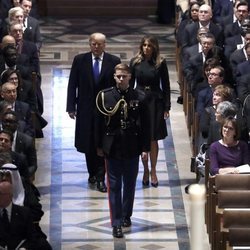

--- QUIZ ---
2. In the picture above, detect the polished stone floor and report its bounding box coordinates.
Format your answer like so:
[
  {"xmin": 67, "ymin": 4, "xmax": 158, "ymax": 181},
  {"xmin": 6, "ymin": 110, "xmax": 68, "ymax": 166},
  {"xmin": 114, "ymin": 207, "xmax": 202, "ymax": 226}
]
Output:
[{"xmin": 35, "ymin": 16, "xmax": 210, "ymax": 250}]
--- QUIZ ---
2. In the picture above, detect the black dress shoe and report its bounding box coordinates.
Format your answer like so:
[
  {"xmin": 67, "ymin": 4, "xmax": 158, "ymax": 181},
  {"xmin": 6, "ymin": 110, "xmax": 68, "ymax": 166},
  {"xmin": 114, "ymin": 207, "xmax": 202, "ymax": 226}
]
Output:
[
  {"xmin": 88, "ymin": 176, "xmax": 96, "ymax": 184},
  {"xmin": 185, "ymin": 184, "xmax": 191, "ymax": 194},
  {"xmin": 177, "ymin": 96, "xmax": 183, "ymax": 104},
  {"xmin": 122, "ymin": 218, "xmax": 131, "ymax": 227},
  {"xmin": 97, "ymin": 181, "xmax": 107, "ymax": 193},
  {"xmin": 112, "ymin": 226, "xmax": 123, "ymax": 238}
]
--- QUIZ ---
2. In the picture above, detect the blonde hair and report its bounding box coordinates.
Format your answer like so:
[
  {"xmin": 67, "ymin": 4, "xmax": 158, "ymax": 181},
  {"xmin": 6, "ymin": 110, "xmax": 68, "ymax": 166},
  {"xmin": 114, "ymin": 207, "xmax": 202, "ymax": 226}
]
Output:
[{"xmin": 8, "ymin": 7, "xmax": 24, "ymax": 21}]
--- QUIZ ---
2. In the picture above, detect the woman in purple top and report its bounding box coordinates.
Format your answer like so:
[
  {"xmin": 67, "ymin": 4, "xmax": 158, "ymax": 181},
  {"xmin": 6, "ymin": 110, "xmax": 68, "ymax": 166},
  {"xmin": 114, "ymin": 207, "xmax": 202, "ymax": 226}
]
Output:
[{"xmin": 209, "ymin": 117, "xmax": 249, "ymax": 175}]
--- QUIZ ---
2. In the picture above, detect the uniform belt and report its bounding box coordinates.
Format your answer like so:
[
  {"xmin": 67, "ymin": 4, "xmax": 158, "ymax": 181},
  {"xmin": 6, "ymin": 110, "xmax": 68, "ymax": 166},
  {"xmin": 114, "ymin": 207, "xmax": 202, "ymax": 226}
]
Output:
[{"xmin": 137, "ymin": 85, "xmax": 159, "ymax": 91}]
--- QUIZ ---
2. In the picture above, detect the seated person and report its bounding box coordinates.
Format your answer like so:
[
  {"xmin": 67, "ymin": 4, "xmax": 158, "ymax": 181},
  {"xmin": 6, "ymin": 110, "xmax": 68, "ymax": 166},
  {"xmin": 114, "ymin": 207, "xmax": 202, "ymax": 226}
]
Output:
[
  {"xmin": 0, "ymin": 81, "xmax": 35, "ymax": 137},
  {"xmin": 0, "ymin": 179, "xmax": 52, "ymax": 250},
  {"xmin": 1, "ymin": 68, "xmax": 37, "ymax": 112},
  {"xmin": 207, "ymin": 101, "xmax": 238, "ymax": 144},
  {"xmin": 196, "ymin": 65, "xmax": 226, "ymax": 116},
  {"xmin": 2, "ymin": 110, "xmax": 38, "ymax": 180},
  {"xmin": 209, "ymin": 117, "xmax": 249, "ymax": 175},
  {"xmin": 0, "ymin": 161, "xmax": 52, "ymax": 249},
  {"xmin": 200, "ymin": 85, "xmax": 234, "ymax": 139}
]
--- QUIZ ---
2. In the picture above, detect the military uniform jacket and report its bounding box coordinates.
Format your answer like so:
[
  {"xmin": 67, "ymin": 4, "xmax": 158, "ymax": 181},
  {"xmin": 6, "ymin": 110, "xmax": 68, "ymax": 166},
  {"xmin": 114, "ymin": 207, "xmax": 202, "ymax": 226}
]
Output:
[{"xmin": 95, "ymin": 86, "xmax": 150, "ymax": 159}]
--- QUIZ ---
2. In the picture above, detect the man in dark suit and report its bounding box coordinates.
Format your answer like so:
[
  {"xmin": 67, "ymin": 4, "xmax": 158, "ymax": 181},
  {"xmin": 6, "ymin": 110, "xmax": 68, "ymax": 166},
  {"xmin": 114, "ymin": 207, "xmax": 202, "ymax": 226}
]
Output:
[
  {"xmin": 182, "ymin": 4, "xmax": 223, "ymax": 49},
  {"xmin": 184, "ymin": 33, "xmax": 215, "ymax": 94},
  {"xmin": 223, "ymin": 0, "xmax": 249, "ymax": 39},
  {"xmin": 0, "ymin": 180, "xmax": 52, "ymax": 249},
  {"xmin": 0, "ymin": 129, "xmax": 29, "ymax": 179},
  {"xmin": 0, "ymin": 81, "xmax": 34, "ymax": 136},
  {"xmin": 230, "ymin": 35, "xmax": 250, "ymax": 78},
  {"xmin": 8, "ymin": 22, "xmax": 43, "ymax": 115},
  {"xmin": 95, "ymin": 63, "xmax": 150, "ymax": 237},
  {"xmin": 196, "ymin": 65, "xmax": 225, "ymax": 115},
  {"xmin": 20, "ymin": 0, "xmax": 42, "ymax": 52},
  {"xmin": 2, "ymin": 110, "xmax": 37, "ymax": 180},
  {"xmin": 212, "ymin": 0, "xmax": 234, "ymax": 24},
  {"xmin": 66, "ymin": 32, "xmax": 121, "ymax": 192}
]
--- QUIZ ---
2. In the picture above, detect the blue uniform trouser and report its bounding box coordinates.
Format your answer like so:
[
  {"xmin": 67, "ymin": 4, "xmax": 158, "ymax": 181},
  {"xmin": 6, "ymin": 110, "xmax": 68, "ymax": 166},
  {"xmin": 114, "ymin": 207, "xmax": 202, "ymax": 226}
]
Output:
[{"xmin": 106, "ymin": 157, "xmax": 139, "ymax": 227}]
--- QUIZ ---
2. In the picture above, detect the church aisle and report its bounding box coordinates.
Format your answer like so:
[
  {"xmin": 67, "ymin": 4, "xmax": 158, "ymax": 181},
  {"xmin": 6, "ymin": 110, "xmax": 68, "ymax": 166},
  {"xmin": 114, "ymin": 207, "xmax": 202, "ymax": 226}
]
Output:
[{"xmin": 35, "ymin": 17, "xmax": 210, "ymax": 250}]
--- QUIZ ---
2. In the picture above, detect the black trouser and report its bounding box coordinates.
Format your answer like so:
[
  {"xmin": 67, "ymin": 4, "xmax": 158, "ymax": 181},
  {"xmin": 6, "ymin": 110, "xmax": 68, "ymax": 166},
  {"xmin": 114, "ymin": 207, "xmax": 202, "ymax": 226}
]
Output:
[{"xmin": 85, "ymin": 146, "xmax": 105, "ymax": 182}]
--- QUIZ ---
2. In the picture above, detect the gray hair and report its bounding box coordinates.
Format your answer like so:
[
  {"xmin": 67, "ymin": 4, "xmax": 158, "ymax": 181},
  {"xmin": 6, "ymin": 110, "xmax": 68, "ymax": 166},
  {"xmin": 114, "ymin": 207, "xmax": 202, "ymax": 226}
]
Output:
[{"xmin": 216, "ymin": 101, "xmax": 237, "ymax": 118}]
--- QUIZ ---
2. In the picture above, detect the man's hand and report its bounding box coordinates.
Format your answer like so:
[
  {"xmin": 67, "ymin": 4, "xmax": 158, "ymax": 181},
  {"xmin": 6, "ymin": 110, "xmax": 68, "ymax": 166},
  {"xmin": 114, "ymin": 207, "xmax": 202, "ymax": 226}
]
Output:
[{"xmin": 68, "ymin": 112, "xmax": 76, "ymax": 119}]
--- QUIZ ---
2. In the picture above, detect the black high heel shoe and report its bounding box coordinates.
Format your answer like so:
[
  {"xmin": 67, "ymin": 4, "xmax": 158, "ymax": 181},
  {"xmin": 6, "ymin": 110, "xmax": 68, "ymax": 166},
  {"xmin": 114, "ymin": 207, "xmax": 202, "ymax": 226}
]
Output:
[
  {"xmin": 150, "ymin": 172, "xmax": 158, "ymax": 188},
  {"xmin": 142, "ymin": 171, "xmax": 149, "ymax": 186},
  {"xmin": 151, "ymin": 181, "xmax": 158, "ymax": 188}
]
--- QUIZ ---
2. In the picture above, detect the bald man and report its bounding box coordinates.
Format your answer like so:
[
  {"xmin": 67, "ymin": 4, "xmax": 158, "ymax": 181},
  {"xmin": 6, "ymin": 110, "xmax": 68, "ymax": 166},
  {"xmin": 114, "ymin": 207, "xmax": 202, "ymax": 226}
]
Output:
[
  {"xmin": 1, "ymin": 35, "xmax": 16, "ymax": 49},
  {"xmin": 182, "ymin": 4, "xmax": 224, "ymax": 49}
]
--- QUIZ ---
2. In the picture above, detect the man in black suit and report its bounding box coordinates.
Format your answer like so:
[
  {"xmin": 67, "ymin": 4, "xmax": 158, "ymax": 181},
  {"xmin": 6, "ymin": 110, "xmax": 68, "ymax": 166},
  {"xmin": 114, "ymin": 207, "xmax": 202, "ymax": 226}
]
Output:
[
  {"xmin": 95, "ymin": 63, "xmax": 150, "ymax": 237},
  {"xmin": 0, "ymin": 180, "xmax": 52, "ymax": 250},
  {"xmin": 66, "ymin": 32, "xmax": 121, "ymax": 192},
  {"xmin": 182, "ymin": 4, "xmax": 223, "ymax": 49},
  {"xmin": 184, "ymin": 33, "xmax": 215, "ymax": 94},
  {"xmin": 230, "ymin": 34, "xmax": 250, "ymax": 78},
  {"xmin": 0, "ymin": 81, "xmax": 34, "ymax": 136},
  {"xmin": 8, "ymin": 22, "xmax": 43, "ymax": 114},
  {"xmin": 196, "ymin": 65, "xmax": 225, "ymax": 115},
  {"xmin": 2, "ymin": 110, "xmax": 37, "ymax": 180},
  {"xmin": 223, "ymin": 0, "xmax": 249, "ymax": 39},
  {"xmin": 20, "ymin": 0, "xmax": 42, "ymax": 52}
]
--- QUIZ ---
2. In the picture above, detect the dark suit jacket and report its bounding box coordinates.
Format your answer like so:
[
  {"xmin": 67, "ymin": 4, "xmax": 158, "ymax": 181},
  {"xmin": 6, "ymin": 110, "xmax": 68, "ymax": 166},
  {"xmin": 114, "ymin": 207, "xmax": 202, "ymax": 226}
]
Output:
[
  {"xmin": 15, "ymin": 131, "xmax": 37, "ymax": 177},
  {"xmin": 23, "ymin": 16, "xmax": 42, "ymax": 51},
  {"xmin": 196, "ymin": 86, "xmax": 213, "ymax": 115},
  {"xmin": 19, "ymin": 39, "xmax": 40, "ymax": 75},
  {"xmin": 183, "ymin": 52, "xmax": 204, "ymax": 93},
  {"xmin": 212, "ymin": 0, "xmax": 233, "ymax": 24},
  {"xmin": 236, "ymin": 60, "xmax": 250, "ymax": 81},
  {"xmin": 10, "ymin": 150, "xmax": 29, "ymax": 178},
  {"xmin": 13, "ymin": 100, "xmax": 35, "ymax": 137},
  {"xmin": 230, "ymin": 48, "xmax": 247, "ymax": 79},
  {"xmin": 182, "ymin": 21, "xmax": 223, "ymax": 49},
  {"xmin": 0, "ymin": 204, "xmax": 37, "ymax": 249},
  {"xmin": 237, "ymin": 72, "xmax": 250, "ymax": 102},
  {"xmin": 17, "ymin": 78, "xmax": 38, "ymax": 112},
  {"xmin": 66, "ymin": 51, "xmax": 121, "ymax": 153},
  {"xmin": 224, "ymin": 21, "xmax": 242, "ymax": 39},
  {"xmin": 181, "ymin": 43, "xmax": 199, "ymax": 69},
  {"xmin": 224, "ymin": 34, "xmax": 244, "ymax": 59}
]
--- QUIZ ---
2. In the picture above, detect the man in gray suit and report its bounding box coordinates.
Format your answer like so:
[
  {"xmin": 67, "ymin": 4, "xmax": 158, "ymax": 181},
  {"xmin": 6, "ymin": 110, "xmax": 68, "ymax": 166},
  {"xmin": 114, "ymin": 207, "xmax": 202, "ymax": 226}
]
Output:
[{"xmin": 66, "ymin": 33, "xmax": 121, "ymax": 192}]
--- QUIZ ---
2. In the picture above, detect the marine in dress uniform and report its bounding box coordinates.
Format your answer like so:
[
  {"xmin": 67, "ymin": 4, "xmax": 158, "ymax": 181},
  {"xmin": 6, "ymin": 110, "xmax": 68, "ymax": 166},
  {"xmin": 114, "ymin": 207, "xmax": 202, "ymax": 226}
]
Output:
[{"xmin": 95, "ymin": 64, "xmax": 150, "ymax": 238}]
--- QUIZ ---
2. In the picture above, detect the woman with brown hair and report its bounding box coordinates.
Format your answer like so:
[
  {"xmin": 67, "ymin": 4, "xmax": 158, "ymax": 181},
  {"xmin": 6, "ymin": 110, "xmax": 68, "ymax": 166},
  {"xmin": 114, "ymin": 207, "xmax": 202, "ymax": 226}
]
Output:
[
  {"xmin": 209, "ymin": 116, "xmax": 249, "ymax": 175},
  {"xmin": 129, "ymin": 35, "xmax": 171, "ymax": 187}
]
